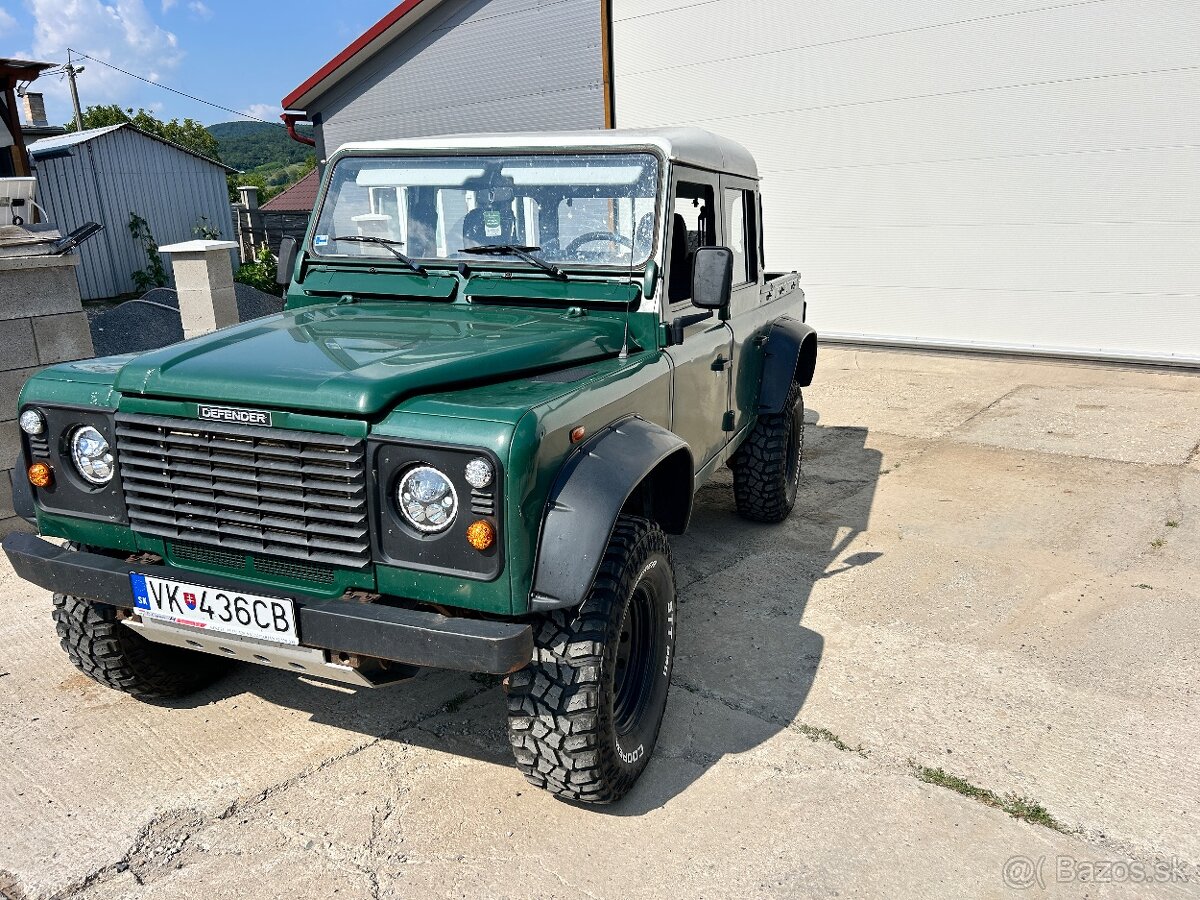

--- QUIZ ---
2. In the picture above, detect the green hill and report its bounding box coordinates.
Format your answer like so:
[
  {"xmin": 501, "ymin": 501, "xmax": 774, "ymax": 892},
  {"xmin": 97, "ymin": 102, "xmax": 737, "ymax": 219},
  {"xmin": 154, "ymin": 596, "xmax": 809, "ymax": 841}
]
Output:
[
  {"xmin": 207, "ymin": 120, "xmax": 315, "ymax": 173},
  {"xmin": 208, "ymin": 120, "xmax": 316, "ymax": 202}
]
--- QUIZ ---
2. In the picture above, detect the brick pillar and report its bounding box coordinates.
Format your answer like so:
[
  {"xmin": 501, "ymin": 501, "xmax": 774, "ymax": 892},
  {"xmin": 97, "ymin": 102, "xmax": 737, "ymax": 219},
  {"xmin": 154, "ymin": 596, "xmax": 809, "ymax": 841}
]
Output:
[
  {"xmin": 0, "ymin": 252, "xmax": 94, "ymax": 535},
  {"xmin": 158, "ymin": 240, "xmax": 240, "ymax": 339}
]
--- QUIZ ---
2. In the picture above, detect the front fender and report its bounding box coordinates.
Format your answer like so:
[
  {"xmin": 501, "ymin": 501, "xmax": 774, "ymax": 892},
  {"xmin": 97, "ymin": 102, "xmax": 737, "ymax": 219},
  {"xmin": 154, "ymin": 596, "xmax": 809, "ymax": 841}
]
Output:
[
  {"xmin": 529, "ymin": 417, "xmax": 692, "ymax": 612},
  {"xmin": 759, "ymin": 318, "xmax": 818, "ymax": 413}
]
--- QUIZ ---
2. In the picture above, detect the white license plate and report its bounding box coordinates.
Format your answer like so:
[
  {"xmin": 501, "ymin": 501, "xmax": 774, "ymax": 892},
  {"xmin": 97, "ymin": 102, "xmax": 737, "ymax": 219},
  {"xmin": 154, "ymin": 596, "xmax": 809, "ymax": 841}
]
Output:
[{"xmin": 130, "ymin": 573, "xmax": 299, "ymax": 645}]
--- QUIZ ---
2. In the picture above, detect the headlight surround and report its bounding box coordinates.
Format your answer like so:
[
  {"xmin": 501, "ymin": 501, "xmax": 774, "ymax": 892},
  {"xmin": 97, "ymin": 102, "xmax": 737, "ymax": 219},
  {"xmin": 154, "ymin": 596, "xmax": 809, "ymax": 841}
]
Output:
[
  {"xmin": 70, "ymin": 425, "xmax": 115, "ymax": 485},
  {"xmin": 396, "ymin": 465, "xmax": 458, "ymax": 533}
]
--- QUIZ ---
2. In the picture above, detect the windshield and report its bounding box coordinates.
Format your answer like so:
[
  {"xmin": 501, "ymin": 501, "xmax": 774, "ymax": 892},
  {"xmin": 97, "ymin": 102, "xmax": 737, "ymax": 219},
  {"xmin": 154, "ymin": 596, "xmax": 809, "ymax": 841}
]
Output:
[{"xmin": 310, "ymin": 152, "xmax": 661, "ymax": 268}]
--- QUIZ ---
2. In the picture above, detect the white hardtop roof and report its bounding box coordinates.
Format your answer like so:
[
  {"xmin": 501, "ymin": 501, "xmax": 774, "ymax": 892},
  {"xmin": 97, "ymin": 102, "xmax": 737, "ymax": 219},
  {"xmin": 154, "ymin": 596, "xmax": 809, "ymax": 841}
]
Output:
[{"xmin": 336, "ymin": 127, "xmax": 759, "ymax": 179}]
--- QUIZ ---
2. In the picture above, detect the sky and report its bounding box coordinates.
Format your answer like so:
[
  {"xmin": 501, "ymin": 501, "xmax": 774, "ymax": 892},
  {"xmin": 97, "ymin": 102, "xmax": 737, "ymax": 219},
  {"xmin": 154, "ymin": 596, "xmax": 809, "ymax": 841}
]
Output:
[{"xmin": 1, "ymin": 0, "xmax": 398, "ymax": 127}]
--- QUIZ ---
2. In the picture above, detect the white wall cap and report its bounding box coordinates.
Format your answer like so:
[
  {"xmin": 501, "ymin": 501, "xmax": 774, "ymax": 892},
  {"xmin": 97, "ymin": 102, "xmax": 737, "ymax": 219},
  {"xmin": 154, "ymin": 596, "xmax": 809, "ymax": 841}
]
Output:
[{"xmin": 158, "ymin": 240, "xmax": 239, "ymax": 254}]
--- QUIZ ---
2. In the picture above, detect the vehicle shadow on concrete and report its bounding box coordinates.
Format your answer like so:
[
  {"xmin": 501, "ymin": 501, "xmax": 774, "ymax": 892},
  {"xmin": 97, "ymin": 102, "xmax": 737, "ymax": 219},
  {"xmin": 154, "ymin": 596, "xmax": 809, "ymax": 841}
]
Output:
[{"xmin": 170, "ymin": 411, "xmax": 883, "ymax": 812}]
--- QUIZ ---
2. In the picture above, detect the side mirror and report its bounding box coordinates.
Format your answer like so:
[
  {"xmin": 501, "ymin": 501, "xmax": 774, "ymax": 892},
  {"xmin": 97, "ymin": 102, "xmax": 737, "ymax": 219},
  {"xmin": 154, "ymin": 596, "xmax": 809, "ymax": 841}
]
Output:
[
  {"xmin": 276, "ymin": 237, "xmax": 298, "ymax": 287},
  {"xmin": 691, "ymin": 246, "xmax": 733, "ymax": 313}
]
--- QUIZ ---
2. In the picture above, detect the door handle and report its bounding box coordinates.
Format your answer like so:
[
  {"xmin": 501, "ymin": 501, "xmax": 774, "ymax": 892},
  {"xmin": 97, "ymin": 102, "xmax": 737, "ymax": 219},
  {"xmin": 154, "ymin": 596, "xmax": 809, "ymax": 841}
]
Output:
[{"xmin": 711, "ymin": 355, "xmax": 731, "ymax": 372}]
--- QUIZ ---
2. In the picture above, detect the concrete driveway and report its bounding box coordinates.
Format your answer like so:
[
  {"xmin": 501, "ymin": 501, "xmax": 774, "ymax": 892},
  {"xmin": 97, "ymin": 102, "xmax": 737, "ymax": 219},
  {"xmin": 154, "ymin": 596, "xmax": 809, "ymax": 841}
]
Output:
[{"xmin": 1, "ymin": 347, "xmax": 1197, "ymax": 899}]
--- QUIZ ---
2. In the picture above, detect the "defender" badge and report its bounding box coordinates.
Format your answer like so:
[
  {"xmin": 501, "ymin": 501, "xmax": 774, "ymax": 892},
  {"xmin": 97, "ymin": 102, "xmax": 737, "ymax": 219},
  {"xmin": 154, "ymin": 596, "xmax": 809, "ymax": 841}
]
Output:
[{"xmin": 197, "ymin": 404, "xmax": 273, "ymax": 427}]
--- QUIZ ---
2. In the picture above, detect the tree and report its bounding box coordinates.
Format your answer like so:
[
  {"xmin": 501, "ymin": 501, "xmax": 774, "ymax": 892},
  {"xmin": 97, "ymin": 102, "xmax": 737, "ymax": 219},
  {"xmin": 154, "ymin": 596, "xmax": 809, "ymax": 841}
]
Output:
[{"xmin": 66, "ymin": 105, "xmax": 220, "ymax": 162}]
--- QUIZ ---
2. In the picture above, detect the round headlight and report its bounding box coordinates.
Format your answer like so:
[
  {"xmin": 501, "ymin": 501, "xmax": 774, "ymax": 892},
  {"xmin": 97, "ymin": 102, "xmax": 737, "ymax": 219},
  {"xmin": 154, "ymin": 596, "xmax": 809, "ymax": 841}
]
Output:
[
  {"xmin": 397, "ymin": 465, "xmax": 457, "ymax": 533},
  {"xmin": 19, "ymin": 409, "xmax": 46, "ymax": 436},
  {"xmin": 70, "ymin": 425, "xmax": 115, "ymax": 485},
  {"xmin": 464, "ymin": 457, "xmax": 494, "ymax": 489}
]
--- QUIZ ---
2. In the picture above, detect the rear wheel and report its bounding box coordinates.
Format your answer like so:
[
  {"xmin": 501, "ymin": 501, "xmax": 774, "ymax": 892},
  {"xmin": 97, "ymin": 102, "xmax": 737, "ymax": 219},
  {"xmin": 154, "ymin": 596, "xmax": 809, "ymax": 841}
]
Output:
[
  {"xmin": 730, "ymin": 382, "xmax": 805, "ymax": 523},
  {"xmin": 506, "ymin": 516, "xmax": 676, "ymax": 803},
  {"xmin": 51, "ymin": 546, "xmax": 229, "ymax": 700}
]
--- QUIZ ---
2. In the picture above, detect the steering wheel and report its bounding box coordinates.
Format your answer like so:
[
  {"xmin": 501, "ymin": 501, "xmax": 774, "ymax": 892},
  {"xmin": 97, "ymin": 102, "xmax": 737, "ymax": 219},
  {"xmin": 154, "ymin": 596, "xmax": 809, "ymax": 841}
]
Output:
[{"xmin": 563, "ymin": 231, "xmax": 634, "ymax": 257}]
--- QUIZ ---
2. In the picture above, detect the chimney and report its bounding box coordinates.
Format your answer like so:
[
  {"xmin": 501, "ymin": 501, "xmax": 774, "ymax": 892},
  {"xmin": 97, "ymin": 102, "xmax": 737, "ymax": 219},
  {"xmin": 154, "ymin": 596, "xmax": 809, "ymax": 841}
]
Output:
[{"xmin": 21, "ymin": 92, "xmax": 49, "ymax": 128}]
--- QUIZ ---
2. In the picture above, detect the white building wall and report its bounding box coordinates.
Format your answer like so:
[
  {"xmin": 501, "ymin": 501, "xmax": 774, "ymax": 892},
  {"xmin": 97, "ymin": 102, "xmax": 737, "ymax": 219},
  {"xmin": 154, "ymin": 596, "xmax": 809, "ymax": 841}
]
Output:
[{"xmin": 613, "ymin": 0, "xmax": 1200, "ymax": 364}]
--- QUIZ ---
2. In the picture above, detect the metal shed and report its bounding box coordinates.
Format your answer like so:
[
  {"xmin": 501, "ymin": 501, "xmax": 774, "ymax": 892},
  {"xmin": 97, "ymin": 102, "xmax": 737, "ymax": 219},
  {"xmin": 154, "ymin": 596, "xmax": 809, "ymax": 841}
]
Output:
[{"xmin": 27, "ymin": 124, "xmax": 236, "ymax": 300}]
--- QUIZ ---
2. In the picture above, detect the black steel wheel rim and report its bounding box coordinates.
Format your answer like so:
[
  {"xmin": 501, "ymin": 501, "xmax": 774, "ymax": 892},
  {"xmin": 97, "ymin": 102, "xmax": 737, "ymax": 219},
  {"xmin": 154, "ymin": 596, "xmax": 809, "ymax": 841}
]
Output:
[{"xmin": 613, "ymin": 581, "xmax": 659, "ymax": 736}]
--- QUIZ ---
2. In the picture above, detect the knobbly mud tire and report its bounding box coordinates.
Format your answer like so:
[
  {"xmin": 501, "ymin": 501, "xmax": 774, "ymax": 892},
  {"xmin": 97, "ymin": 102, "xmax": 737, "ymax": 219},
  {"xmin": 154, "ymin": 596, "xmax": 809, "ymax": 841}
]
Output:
[
  {"xmin": 51, "ymin": 546, "xmax": 228, "ymax": 699},
  {"xmin": 506, "ymin": 516, "xmax": 677, "ymax": 803},
  {"xmin": 730, "ymin": 382, "xmax": 805, "ymax": 523}
]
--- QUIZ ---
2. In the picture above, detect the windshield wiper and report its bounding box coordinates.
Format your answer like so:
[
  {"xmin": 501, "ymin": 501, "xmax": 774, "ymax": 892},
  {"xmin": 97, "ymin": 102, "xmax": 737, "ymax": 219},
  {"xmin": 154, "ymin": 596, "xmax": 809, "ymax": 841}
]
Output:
[
  {"xmin": 328, "ymin": 235, "xmax": 427, "ymax": 276},
  {"xmin": 461, "ymin": 245, "xmax": 567, "ymax": 281}
]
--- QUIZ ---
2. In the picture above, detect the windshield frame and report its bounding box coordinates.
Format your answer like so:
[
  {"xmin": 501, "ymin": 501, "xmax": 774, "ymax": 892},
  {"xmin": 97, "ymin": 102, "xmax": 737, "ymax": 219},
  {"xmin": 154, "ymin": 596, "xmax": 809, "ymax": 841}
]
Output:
[{"xmin": 305, "ymin": 147, "xmax": 667, "ymax": 276}]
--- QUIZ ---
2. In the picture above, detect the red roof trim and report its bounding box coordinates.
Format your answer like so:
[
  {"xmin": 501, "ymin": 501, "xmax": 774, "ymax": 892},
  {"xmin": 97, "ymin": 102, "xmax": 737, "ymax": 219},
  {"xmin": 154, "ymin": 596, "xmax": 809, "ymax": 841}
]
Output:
[{"xmin": 281, "ymin": 0, "xmax": 429, "ymax": 110}]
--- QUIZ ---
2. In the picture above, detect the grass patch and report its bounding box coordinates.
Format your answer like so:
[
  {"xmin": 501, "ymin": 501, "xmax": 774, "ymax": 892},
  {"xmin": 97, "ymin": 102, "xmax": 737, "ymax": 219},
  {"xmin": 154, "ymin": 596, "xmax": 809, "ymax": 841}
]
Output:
[
  {"xmin": 1165, "ymin": 520, "xmax": 1179, "ymax": 528},
  {"xmin": 912, "ymin": 764, "xmax": 1067, "ymax": 832},
  {"xmin": 794, "ymin": 723, "xmax": 867, "ymax": 756},
  {"xmin": 1150, "ymin": 538, "xmax": 1166, "ymax": 549},
  {"xmin": 1134, "ymin": 583, "xmax": 1154, "ymax": 590}
]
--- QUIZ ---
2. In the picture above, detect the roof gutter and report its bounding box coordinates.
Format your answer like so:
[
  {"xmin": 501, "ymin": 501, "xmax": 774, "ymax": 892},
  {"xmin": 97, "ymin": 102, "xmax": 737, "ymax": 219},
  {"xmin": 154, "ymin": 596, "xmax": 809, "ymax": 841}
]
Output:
[{"xmin": 282, "ymin": 112, "xmax": 315, "ymax": 147}]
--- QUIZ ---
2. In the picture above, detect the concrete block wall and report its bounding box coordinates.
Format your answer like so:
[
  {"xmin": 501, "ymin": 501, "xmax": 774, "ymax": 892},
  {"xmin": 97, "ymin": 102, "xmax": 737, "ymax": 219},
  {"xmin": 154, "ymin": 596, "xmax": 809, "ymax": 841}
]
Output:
[{"xmin": 0, "ymin": 253, "xmax": 95, "ymax": 536}]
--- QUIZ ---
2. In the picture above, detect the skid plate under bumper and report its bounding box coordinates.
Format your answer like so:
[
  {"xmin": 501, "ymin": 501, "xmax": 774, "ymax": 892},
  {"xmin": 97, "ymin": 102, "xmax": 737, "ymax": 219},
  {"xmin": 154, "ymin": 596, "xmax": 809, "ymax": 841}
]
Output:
[{"xmin": 2, "ymin": 533, "xmax": 533, "ymax": 676}]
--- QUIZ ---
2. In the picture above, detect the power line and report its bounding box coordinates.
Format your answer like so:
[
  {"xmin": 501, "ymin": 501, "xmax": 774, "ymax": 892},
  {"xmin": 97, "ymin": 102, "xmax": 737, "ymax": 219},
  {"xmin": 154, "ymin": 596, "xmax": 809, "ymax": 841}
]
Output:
[{"xmin": 66, "ymin": 48, "xmax": 284, "ymax": 126}]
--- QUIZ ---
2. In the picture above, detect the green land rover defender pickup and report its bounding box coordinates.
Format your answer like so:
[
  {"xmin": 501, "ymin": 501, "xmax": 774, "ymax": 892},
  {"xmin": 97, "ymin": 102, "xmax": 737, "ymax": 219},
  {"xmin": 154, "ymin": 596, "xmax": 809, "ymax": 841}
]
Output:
[{"xmin": 4, "ymin": 127, "xmax": 816, "ymax": 803}]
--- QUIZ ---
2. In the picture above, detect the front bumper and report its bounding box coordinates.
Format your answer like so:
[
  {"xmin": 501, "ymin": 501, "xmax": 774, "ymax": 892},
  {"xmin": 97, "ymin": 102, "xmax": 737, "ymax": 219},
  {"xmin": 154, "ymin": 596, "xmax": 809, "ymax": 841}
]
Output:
[{"xmin": 2, "ymin": 533, "xmax": 532, "ymax": 675}]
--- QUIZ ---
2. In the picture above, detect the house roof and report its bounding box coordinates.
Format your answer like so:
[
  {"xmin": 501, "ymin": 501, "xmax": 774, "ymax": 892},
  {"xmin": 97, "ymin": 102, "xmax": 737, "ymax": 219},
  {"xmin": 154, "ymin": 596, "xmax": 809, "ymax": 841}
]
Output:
[
  {"xmin": 261, "ymin": 169, "xmax": 320, "ymax": 211},
  {"xmin": 28, "ymin": 122, "xmax": 237, "ymax": 172},
  {"xmin": 335, "ymin": 127, "xmax": 761, "ymax": 179},
  {"xmin": 281, "ymin": 0, "xmax": 444, "ymax": 111},
  {"xmin": 0, "ymin": 58, "xmax": 56, "ymax": 82}
]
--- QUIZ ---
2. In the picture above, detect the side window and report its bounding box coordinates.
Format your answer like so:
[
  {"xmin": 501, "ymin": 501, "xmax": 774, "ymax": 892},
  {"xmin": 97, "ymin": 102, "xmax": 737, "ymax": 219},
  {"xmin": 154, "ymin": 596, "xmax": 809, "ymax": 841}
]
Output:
[
  {"xmin": 757, "ymin": 193, "xmax": 766, "ymax": 275},
  {"xmin": 723, "ymin": 189, "xmax": 759, "ymax": 285},
  {"xmin": 668, "ymin": 181, "xmax": 716, "ymax": 304},
  {"xmin": 724, "ymin": 189, "xmax": 749, "ymax": 285}
]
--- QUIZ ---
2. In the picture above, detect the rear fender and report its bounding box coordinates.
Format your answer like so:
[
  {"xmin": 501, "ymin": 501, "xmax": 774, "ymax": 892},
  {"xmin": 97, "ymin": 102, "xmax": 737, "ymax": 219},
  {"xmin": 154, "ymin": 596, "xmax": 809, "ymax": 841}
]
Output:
[{"xmin": 758, "ymin": 318, "xmax": 817, "ymax": 413}]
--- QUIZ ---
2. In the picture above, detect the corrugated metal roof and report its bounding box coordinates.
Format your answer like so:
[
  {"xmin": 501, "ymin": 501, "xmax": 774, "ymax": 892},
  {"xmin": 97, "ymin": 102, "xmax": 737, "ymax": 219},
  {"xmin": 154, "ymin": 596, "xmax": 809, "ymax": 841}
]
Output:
[
  {"xmin": 260, "ymin": 169, "xmax": 319, "ymax": 211},
  {"xmin": 28, "ymin": 122, "xmax": 236, "ymax": 172},
  {"xmin": 28, "ymin": 123, "xmax": 125, "ymax": 154}
]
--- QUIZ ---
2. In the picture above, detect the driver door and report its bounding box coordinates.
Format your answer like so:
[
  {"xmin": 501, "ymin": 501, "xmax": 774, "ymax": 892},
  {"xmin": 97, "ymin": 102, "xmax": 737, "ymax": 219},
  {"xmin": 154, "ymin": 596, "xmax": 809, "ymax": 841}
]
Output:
[{"xmin": 663, "ymin": 169, "xmax": 733, "ymax": 473}]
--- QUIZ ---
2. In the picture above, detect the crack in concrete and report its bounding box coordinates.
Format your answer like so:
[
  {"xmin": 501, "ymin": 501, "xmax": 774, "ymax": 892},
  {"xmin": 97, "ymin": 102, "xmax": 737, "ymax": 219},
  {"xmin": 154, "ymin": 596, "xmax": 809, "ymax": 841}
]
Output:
[
  {"xmin": 52, "ymin": 682, "xmax": 494, "ymax": 900},
  {"xmin": 672, "ymin": 679, "xmax": 868, "ymax": 757}
]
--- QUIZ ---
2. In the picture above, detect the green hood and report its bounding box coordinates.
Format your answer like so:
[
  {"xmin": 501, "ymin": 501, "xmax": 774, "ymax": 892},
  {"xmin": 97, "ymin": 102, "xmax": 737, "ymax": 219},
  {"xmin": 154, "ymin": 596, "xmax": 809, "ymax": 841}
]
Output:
[{"xmin": 112, "ymin": 302, "xmax": 626, "ymax": 416}]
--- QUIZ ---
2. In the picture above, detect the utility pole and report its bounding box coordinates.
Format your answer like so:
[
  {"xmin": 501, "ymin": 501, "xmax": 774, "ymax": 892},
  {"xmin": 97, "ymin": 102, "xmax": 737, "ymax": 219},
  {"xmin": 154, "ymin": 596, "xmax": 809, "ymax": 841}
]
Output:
[{"xmin": 64, "ymin": 52, "xmax": 85, "ymax": 132}]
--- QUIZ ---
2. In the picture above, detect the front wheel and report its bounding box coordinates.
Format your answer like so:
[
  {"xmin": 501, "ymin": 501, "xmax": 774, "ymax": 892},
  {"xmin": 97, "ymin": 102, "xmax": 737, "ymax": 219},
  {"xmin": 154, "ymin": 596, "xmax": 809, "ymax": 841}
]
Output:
[
  {"xmin": 506, "ymin": 516, "xmax": 677, "ymax": 803},
  {"xmin": 51, "ymin": 545, "xmax": 229, "ymax": 699}
]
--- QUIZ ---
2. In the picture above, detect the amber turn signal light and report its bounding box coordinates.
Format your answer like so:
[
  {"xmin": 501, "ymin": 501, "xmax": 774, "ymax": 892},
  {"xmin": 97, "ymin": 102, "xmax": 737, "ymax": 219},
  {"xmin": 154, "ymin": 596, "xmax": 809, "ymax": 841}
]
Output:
[
  {"xmin": 465, "ymin": 519, "xmax": 495, "ymax": 551},
  {"xmin": 28, "ymin": 462, "xmax": 53, "ymax": 488}
]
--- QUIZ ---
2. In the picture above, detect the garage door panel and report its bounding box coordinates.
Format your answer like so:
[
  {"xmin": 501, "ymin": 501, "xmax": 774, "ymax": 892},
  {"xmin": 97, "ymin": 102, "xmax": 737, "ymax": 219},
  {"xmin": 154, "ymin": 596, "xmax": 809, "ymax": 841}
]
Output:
[
  {"xmin": 782, "ymin": 224, "xmax": 1200, "ymax": 295},
  {"xmin": 752, "ymin": 86, "xmax": 1199, "ymax": 175},
  {"xmin": 806, "ymin": 286, "xmax": 1200, "ymax": 363},
  {"xmin": 616, "ymin": 2, "xmax": 1199, "ymax": 119},
  {"xmin": 774, "ymin": 168, "xmax": 1200, "ymax": 229},
  {"xmin": 615, "ymin": 0, "xmax": 1101, "ymax": 72}
]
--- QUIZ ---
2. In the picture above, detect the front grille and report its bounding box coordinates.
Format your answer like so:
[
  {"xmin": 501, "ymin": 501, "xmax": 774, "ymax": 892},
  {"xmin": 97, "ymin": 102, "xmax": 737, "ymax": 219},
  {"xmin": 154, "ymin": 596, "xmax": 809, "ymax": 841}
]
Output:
[
  {"xmin": 170, "ymin": 540, "xmax": 337, "ymax": 586},
  {"xmin": 171, "ymin": 540, "xmax": 243, "ymax": 570},
  {"xmin": 116, "ymin": 413, "xmax": 369, "ymax": 568}
]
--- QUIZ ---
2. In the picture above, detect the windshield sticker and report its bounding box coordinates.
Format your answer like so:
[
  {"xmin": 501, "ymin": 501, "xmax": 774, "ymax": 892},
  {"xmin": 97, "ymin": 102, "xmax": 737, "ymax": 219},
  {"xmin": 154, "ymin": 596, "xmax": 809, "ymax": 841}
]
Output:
[
  {"xmin": 483, "ymin": 210, "xmax": 502, "ymax": 238},
  {"xmin": 314, "ymin": 234, "xmax": 329, "ymax": 248}
]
